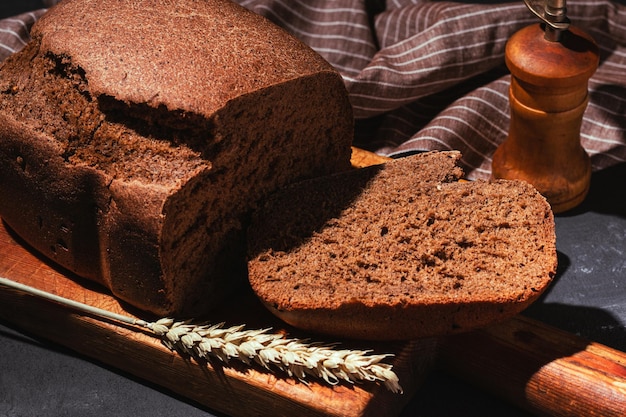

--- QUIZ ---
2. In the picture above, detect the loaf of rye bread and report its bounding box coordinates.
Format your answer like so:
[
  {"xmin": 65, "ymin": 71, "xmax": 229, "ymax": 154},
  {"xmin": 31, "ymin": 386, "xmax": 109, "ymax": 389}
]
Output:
[
  {"xmin": 247, "ymin": 152, "xmax": 557, "ymax": 340},
  {"xmin": 0, "ymin": 0, "xmax": 353, "ymax": 315}
]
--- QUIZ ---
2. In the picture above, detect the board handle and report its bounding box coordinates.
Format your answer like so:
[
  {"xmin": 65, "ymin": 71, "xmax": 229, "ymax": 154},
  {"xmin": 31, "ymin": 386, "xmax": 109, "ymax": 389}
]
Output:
[{"xmin": 438, "ymin": 315, "xmax": 626, "ymax": 416}]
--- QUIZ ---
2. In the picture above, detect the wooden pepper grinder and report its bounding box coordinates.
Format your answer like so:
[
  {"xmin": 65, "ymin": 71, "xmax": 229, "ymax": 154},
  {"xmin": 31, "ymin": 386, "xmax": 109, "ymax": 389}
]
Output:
[{"xmin": 492, "ymin": 0, "xmax": 599, "ymax": 213}]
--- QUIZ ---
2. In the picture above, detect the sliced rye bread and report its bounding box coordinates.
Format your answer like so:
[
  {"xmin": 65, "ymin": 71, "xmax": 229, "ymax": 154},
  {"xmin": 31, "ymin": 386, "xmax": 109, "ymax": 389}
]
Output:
[{"xmin": 247, "ymin": 151, "xmax": 557, "ymax": 340}]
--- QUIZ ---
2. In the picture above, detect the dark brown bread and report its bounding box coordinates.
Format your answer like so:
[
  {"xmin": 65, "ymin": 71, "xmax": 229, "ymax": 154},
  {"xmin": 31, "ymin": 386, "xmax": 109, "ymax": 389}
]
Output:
[
  {"xmin": 0, "ymin": 0, "xmax": 353, "ymax": 315},
  {"xmin": 247, "ymin": 152, "xmax": 557, "ymax": 340}
]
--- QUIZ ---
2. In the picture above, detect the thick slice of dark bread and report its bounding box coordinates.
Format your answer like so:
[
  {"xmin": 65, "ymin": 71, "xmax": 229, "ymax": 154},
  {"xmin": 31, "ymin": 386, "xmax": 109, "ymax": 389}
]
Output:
[
  {"xmin": 0, "ymin": 0, "xmax": 353, "ymax": 315},
  {"xmin": 247, "ymin": 152, "xmax": 557, "ymax": 340}
]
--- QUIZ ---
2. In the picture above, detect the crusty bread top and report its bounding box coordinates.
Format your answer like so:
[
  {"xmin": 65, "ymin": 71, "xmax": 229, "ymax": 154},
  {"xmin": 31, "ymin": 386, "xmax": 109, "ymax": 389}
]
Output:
[
  {"xmin": 33, "ymin": 0, "xmax": 334, "ymax": 116},
  {"xmin": 247, "ymin": 151, "xmax": 557, "ymax": 340}
]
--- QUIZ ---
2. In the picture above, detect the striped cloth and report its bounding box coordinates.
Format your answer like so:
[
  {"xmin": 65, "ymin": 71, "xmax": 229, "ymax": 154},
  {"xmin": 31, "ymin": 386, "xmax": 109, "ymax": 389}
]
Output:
[
  {"xmin": 1, "ymin": 0, "xmax": 625, "ymax": 180},
  {"xmin": 0, "ymin": 10, "xmax": 45, "ymax": 60}
]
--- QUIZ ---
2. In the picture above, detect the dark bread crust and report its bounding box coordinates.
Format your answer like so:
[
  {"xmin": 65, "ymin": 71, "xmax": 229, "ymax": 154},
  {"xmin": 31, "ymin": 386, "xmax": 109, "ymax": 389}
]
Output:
[
  {"xmin": 0, "ymin": 0, "xmax": 353, "ymax": 315},
  {"xmin": 33, "ymin": 0, "xmax": 336, "ymax": 115},
  {"xmin": 247, "ymin": 152, "xmax": 557, "ymax": 340}
]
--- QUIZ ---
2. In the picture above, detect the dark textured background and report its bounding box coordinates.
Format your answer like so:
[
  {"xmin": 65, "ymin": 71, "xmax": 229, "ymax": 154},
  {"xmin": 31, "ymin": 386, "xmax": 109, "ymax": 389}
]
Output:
[{"xmin": 0, "ymin": 1, "xmax": 46, "ymax": 18}]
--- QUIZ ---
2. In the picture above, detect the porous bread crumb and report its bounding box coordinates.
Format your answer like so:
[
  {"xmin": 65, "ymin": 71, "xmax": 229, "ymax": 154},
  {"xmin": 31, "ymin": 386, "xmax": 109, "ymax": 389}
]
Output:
[
  {"xmin": 247, "ymin": 152, "xmax": 557, "ymax": 340},
  {"xmin": 0, "ymin": 46, "xmax": 207, "ymax": 185}
]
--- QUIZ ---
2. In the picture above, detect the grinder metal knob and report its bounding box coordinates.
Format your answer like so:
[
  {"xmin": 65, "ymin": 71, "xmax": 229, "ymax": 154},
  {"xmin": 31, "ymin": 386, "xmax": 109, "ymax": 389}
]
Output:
[{"xmin": 524, "ymin": 0, "xmax": 570, "ymax": 40}]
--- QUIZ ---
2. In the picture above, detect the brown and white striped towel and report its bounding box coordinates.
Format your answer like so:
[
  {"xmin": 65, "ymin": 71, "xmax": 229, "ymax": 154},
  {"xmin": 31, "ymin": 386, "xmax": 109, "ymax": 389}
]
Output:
[{"xmin": 1, "ymin": 0, "xmax": 625, "ymax": 180}]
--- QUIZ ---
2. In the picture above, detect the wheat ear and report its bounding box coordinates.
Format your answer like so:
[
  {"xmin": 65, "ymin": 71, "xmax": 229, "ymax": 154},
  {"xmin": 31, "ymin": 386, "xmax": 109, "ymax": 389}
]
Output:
[{"xmin": 0, "ymin": 277, "xmax": 402, "ymax": 393}]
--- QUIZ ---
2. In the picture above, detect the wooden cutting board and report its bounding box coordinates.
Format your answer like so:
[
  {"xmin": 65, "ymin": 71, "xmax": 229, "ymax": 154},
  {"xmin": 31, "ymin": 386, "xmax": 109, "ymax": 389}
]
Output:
[{"xmin": 1, "ymin": 148, "xmax": 626, "ymax": 416}]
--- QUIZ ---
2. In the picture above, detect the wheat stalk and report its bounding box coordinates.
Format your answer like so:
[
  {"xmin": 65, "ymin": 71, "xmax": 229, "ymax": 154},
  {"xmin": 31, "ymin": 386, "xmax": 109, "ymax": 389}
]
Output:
[
  {"xmin": 0, "ymin": 277, "xmax": 402, "ymax": 393},
  {"xmin": 148, "ymin": 318, "xmax": 402, "ymax": 392}
]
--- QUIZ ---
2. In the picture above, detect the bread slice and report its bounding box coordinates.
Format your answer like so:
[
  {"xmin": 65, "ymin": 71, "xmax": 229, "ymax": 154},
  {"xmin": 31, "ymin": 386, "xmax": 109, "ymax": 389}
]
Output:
[
  {"xmin": 247, "ymin": 152, "xmax": 557, "ymax": 340},
  {"xmin": 0, "ymin": 0, "xmax": 353, "ymax": 315}
]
